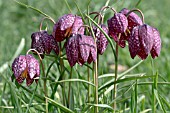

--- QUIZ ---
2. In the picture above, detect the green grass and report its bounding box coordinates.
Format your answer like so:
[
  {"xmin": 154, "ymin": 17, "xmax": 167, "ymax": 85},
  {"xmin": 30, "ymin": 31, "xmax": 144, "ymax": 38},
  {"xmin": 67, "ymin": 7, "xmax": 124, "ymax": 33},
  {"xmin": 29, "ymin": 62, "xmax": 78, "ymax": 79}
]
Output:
[{"xmin": 1, "ymin": 0, "xmax": 170, "ymax": 112}]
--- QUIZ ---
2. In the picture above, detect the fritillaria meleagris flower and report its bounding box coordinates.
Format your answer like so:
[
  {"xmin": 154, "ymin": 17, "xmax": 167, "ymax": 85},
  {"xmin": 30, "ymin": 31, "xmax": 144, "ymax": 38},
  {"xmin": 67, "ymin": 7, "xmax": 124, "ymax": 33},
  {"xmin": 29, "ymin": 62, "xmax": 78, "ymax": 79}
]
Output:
[
  {"xmin": 66, "ymin": 34, "xmax": 97, "ymax": 67},
  {"xmin": 31, "ymin": 30, "xmax": 59, "ymax": 57},
  {"xmin": 128, "ymin": 24, "xmax": 161, "ymax": 59},
  {"xmin": 93, "ymin": 24, "xmax": 108, "ymax": 55},
  {"xmin": 107, "ymin": 13, "xmax": 128, "ymax": 47},
  {"xmin": 52, "ymin": 14, "xmax": 84, "ymax": 42},
  {"xmin": 120, "ymin": 8, "xmax": 143, "ymax": 31},
  {"xmin": 12, "ymin": 54, "xmax": 40, "ymax": 86}
]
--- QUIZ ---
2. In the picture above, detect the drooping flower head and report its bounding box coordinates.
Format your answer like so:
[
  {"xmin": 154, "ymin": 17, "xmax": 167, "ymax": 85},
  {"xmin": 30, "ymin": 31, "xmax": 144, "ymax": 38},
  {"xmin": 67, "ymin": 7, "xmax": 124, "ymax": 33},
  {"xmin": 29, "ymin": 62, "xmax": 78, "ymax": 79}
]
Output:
[
  {"xmin": 66, "ymin": 34, "xmax": 96, "ymax": 67},
  {"xmin": 52, "ymin": 14, "xmax": 84, "ymax": 42},
  {"xmin": 128, "ymin": 24, "xmax": 161, "ymax": 59},
  {"xmin": 107, "ymin": 13, "xmax": 128, "ymax": 47},
  {"xmin": 31, "ymin": 30, "xmax": 59, "ymax": 57},
  {"xmin": 12, "ymin": 54, "xmax": 40, "ymax": 86},
  {"xmin": 120, "ymin": 8, "xmax": 143, "ymax": 31},
  {"xmin": 93, "ymin": 24, "xmax": 108, "ymax": 55}
]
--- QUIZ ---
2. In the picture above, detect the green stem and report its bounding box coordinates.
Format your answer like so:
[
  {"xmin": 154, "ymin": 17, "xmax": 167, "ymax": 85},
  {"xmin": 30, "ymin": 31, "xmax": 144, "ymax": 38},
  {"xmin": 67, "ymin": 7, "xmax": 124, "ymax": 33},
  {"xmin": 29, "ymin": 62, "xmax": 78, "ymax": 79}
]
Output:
[
  {"xmin": 59, "ymin": 43, "xmax": 66, "ymax": 106},
  {"xmin": 151, "ymin": 58, "xmax": 156, "ymax": 113},
  {"xmin": 88, "ymin": 67, "xmax": 90, "ymax": 103},
  {"xmin": 68, "ymin": 68, "xmax": 73, "ymax": 108},
  {"xmin": 14, "ymin": 0, "xmax": 55, "ymax": 22},
  {"xmin": 87, "ymin": 4, "xmax": 98, "ymax": 113},
  {"xmin": 26, "ymin": 49, "xmax": 48, "ymax": 113},
  {"xmin": 113, "ymin": 33, "xmax": 120, "ymax": 112},
  {"xmin": 42, "ymin": 60, "xmax": 48, "ymax": 113}
]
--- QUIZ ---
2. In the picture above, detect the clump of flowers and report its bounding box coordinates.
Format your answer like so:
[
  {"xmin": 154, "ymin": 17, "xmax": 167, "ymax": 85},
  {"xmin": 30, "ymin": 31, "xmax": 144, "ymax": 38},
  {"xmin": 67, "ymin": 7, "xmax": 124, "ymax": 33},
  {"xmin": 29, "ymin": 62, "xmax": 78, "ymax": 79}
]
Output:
[{"xmin": 11, "ymin": 7, "xmax": 161, "ymax": 87}]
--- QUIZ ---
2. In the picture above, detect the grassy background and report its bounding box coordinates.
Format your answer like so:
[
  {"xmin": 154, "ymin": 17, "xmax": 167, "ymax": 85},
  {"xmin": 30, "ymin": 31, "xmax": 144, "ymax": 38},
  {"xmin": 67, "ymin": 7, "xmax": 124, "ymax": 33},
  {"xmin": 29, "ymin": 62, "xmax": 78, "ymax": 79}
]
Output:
[{"xmin": 0, "ymin": 0, "xmax": 170, "ymax": 112}]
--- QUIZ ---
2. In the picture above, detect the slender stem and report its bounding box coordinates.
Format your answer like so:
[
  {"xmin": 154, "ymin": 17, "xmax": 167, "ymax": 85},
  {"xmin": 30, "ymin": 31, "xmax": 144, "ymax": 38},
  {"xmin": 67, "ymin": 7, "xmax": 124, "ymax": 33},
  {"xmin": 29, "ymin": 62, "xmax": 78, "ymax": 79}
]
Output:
[
  {"xmin": 113, "ymin": 33, "xmax": 120, "ymax": 112},
  {"xmin": 59, "ymin": 43, "xmax": 66, "ymax": 106},
  {"xmin": 87, "ymin": 4, "xmax": 98, "ymax": 113},
  {"xmin": 26, "ymin": 49, "xmax": 48, "ymax": 113},
  {"xmin": 39, "ymin": 17, "xmax": 56, "ymax": 31},
  {"xmin": 93, "ymin": 61, "xmax": 98, "ymax": 113},
  {"xmin": 68, "ymin": 68, "xmax": 73, "ymax": 108},
  {"xmin": 126, "ymin": 8, "xmax": 145, "ymax": 24},
  {"xmin": 151, "ymin": 58, "xmax": 156, "ymax": 113},
  {"xmin": 100, "ymin": 6, "xmax": 117, "ymax": 14},
  {"xmin": 88, "ymin": 67, "xmax": 90, "ymax": 103}
]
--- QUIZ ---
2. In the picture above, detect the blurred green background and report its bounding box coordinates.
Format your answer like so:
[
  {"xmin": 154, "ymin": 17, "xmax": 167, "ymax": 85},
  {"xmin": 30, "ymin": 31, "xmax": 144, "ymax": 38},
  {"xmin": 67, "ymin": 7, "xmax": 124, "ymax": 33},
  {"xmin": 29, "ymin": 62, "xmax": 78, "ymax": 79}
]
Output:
[{"xmin": 0, "ymin": 0, "xmax": 170, "ymax": 112}]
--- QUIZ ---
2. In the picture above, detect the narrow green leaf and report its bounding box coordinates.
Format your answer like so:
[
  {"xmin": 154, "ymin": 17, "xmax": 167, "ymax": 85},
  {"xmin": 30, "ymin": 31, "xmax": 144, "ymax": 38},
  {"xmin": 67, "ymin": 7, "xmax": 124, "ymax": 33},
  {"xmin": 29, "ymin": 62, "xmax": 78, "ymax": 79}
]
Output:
[
  {"xmin": 99, "ymin": 75, "xmax": 154, "ymax": 91},
  {"xmin": 45, "ymin": 97, "xmax": 74, "ymax": 113},
  {"xmin": 118, "ymin": 60, "xmax": 143, "ymax": 79},
  {"xmin": 13, "ymin": 0, "xmax": 54, "ymax": 20},
  {"xmin": 51, "ymin": 79, "xmax": 95, "ymax": 87},
  {"xmin": 87, "ymin": 103, "xmax": 114, "ymax": 111},
  {"xmin": 154, "ymin": 89, "xmax": 166, "ymax": 113}
]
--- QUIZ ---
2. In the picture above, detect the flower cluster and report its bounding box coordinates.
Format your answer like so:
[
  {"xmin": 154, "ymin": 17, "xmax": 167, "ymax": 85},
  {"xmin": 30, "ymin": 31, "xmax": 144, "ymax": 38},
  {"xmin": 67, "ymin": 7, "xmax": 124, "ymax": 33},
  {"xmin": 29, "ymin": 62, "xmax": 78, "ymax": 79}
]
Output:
[
  {"xmin": 11, "ymin": 7, "xmax": 161, "ymax": 86},
  {"xmin": 52, "ymin": 14, "xmax": 108, "ymax": 67},
  {"xmin": 107, "ymin": 8, "xmax": 161, "ymax": 59}
]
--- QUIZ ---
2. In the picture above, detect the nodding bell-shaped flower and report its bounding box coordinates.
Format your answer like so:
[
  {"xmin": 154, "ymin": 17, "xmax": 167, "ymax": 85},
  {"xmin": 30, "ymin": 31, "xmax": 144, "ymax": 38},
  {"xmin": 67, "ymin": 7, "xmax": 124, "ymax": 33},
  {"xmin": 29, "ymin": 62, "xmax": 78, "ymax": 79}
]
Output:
[
  {"xmin": 12, "ymin": 54, "xmax": 40, "ymax": 86},
  {"xmin": 31, "ymin": 31, "xmax": 59, "ymax": 57},
  {"xmin": 107, "ymin": 13, "xmax": 128, "ymax": 47},
  {"xmin": 128, "ymin": 24, "xmax": 161, "ymax": 59},
  {"xmin": 93, "ymin": 24, "xmax": 108, "ymax": 55},
  {"xmin": 108, "ymin": 13, "xmax": 128, "ymax": 34},
  {"xmin": 120, "ymin": 8, "xmax": 143, "ymax": 31},
  {"xmin": 66, "ymin": 34, "xmax": 96, "ymax": 67},
  {"xmin": 52, "ymin": 14, "xmax": 84, "ymax": 42}
]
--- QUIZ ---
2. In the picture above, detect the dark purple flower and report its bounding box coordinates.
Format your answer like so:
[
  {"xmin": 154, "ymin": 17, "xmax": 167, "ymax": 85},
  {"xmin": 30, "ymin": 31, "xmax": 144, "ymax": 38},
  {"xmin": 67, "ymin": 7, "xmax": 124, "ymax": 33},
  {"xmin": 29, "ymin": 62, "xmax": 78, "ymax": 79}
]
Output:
[
  {"xmin": 107, "ymin": 13, "xmax": 128, "ymax": 48},
  {"xmin": 12, "ymin": 54, "xmax": 40, "ymax": 86},
  {"xmin": 66, "ymin": 34, "xmax": 96, "ymax": 67},
  {"xmin": 150, "ymin": 28, "xmax": 161, "ymax": 58},
  {"xmin": 93, "ymin": 24, "xmax": 108, "ymax": 55},
  {"xmin": 107, "ymin": 13, "xmax": 128, "ymax": 34},
  {"xmin": 52, "ymin": 14, "xmax": 84, "ymax": 42},
  {"xmin": 128, "ymin": 24, "xmax": 154, "ymax": 59},
  {"xmin": 66, "ymin": 35, "xmax": 79, "ymax": 67},
  {"xmin": 31, "ymin": 31, "xmax": 59, "ymax": 56},
  {"xmin": 120, "ymin": 8, "xmax": 143, "ymax": 31}
]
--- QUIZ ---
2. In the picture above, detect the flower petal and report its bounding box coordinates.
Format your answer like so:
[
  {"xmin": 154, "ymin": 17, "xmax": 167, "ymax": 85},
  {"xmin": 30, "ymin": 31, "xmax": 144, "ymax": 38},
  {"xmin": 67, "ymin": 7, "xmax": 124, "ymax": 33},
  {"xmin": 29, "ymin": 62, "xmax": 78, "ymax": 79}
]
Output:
[
  {"xmin": 150, "ymin": 28, "xmax": 161, "ymax": 58},
  {"xmin": 78, "ymin": 35, "xmax": 90, "ymax": 62},
  {"xmin": 128, "ymin": 26, "xmax": 140, "ymax": 59},
  {"xmin": 139, "ymin": 24, "xmax": 154, "ymax": 55},
  {"xmin": 26, "ymin": 55, "xmax": 40, "ymax": 79},
  {"xmin": 94, "ymin": 24, "xmax": 109, "ymax": 54},
  {"xmin": 12, "ymin": 55, "xmax": 27, "ymax": 79},
  {"xmin": 66, "ymin": 35, "xmax": 79, "ymax": 67},
  {"xmin": 72, "ymin": 16, "xmax": 84, "ymax": 35}
]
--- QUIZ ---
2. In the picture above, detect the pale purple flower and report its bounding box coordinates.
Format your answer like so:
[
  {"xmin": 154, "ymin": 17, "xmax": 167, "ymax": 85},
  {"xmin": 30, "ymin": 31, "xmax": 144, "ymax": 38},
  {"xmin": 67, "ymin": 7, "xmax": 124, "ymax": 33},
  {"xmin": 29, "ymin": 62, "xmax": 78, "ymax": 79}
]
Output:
[{"xmin": 12, "ymin": 54, "xmax": 40, "ymax": 86}]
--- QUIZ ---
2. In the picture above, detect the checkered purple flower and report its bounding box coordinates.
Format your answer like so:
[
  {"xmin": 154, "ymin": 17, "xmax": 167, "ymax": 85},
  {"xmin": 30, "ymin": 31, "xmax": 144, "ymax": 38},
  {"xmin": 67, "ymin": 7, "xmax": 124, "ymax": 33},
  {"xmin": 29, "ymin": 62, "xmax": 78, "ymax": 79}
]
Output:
[
  {"xmin": 12, "ymin": 54, "xmax": 40, "ymax": 86},
  {"xmin": 66, "ymin": 34, "xmax": 96, "ymax": 67},
  {"xmin": 128, "ymin": 24, "xmax": 161, "ymax": 59},
  {"xmin": 52, "ymin": 14, "xmax": 84, "ymax": 42},
  {"xmin": 93, "ymin": 24, "xmax": 108, "ymax": 55},
  {"xmin": 31, "ymin": 30, "xmax": 59, "ymax": 57}
]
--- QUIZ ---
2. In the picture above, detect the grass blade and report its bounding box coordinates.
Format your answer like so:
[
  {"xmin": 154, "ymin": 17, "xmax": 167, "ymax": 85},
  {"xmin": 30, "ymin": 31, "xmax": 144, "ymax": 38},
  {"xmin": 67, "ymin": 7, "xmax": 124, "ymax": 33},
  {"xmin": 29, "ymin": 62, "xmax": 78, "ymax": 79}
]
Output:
[{"xmin": 45, "ymin": 97, "xmax": 74, "ymax": 113}]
